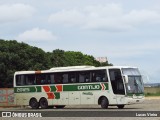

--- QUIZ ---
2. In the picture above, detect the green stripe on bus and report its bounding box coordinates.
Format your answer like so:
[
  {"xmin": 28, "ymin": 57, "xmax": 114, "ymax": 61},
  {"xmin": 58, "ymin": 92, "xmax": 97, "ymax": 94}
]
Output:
[
  {"xmin": 50, "ymin": 86, "xmax": 57, "ymax": 92},
  {"xmin": 63, "ymin": 83, "xmax": 108, "ymax": 91},
  {"xmin": 14, "ymin": 87, "xmax": 41, "ymax": 93},
  {"xmin": 54, "ymin": 92, "xmax": 60, "ymax": 99},
  {"xmin": 14, "ymin": 83, "xmax": 108, "ymax": 93},
  {"xmin": 36, "ymin": 86, "xmax": 41, "ymax": 92},
  {"xmin": 104, "ymin": 83, "xmax": 108, "ymax": 90}
]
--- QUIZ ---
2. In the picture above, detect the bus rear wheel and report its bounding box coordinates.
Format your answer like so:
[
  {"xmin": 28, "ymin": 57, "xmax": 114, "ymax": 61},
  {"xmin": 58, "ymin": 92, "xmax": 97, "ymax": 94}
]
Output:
[
  {"xmin": 55, "ymin": 105, "xmax": 65, "ymax": 109},
  {"xmin": 39, "ymin": 97, "xmax": 48, "ymax": 109},
  {"xmin": 100, "ymin": 97, "xmax": 109, "ymax": 109},
  {"xmin": 29, "ymin": 98, "xmax": 39, "ymax": 109},
  {"xmin": 117, "ymin": 105, "xmax": 125, "ymax": 109}
]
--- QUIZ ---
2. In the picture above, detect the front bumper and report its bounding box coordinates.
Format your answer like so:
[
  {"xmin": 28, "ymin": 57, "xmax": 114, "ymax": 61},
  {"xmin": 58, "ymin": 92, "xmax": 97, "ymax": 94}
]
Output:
[{"xmin": 126, "ymin": 96, "xmax": 145, "ymax": 104}]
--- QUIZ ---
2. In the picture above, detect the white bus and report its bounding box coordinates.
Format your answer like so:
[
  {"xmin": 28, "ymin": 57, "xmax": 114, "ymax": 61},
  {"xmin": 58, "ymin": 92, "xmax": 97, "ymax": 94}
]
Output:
[{"xmin": 14, "ymin": 66, "xmax": 144, "ymax": 109}]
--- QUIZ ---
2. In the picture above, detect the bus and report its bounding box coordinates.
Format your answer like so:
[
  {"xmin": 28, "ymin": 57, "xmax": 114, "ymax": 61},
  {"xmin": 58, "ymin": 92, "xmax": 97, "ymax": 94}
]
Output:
[{"xmin": 14, "ymin": 66, "xmax": 145, "ymax": 109}]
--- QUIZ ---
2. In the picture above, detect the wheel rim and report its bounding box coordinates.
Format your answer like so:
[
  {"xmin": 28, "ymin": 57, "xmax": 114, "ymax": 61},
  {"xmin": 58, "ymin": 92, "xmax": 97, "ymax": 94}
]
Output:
[
  {"xmin": 41, "ymin": 100, "xmax": 47, "ymax": 107},
  {"xmin": 40, "ymin": 98, "xmax": 48, "ymax": 108},
  {"xmin": 30, "ymin": 98, "xmax": 39, "ymax": 109},
  {"xmin": 32, "ymin": 100, "xmax": 37, "ymax": 107},
  {"xmin": 101, "ymin": 97, "xmax": 108, "ymax": 109}
]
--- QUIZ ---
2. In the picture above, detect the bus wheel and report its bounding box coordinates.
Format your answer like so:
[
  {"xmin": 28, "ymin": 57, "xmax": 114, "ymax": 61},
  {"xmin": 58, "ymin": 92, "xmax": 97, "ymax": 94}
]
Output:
[
  {"xmin": 55, "ymin": 105, "xmax": 65, "ymax": 109},
  {"xmin": 117, "ymin": 105, "xmax": 125, "ymax": 109},
  {"xmin": 29, "ymin": 98, "xmax": 39, "ymax": 109},
  {"xmin": 39, "ymin": 97, "xmax": 48, "ymax": 109},
  {"xmin": 100, "ymin": 97, "xmax": 109, "ymax": 109}
]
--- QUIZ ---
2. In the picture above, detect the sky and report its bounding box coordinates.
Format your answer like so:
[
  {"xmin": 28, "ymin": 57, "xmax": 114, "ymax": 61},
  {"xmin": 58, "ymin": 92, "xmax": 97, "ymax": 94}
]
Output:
[{"xmin": 0, "ymin": 0, "xmax": 160, "ymax": 83}]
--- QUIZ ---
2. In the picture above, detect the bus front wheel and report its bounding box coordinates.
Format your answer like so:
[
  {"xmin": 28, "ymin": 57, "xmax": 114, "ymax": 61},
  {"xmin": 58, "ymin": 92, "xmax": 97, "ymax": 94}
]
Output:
[
  {"xmin": 39, "ymin": 97, "xmax": 48, "ymax": 109},
  {"xmin": 100, "ymin": 97, "xmax": 109, "ymax": 109},
  {"xmin": 29, "ymin": 98, "xmax": 39, "ymax": 109}
]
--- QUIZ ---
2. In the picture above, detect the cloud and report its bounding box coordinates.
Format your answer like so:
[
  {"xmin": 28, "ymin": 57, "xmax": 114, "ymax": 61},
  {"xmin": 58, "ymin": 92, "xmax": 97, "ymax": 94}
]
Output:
[
  {"xmin": 0, "ymin": 3, "xmax": 35, "ymax": 23},
  {"xmin": 48, "ymin": 9, "xmax": 85, "ymax": 26},
  {"xmin": 123, "ymin": 9, "xmax": 160, "ymax": 25},
  {"xmin": 106, "ymin": 41, "xmax": 160, "ymax": 58},
  {"xmin": 48, "ymin": 3, "xmax": 160, "ymax": 31},
  {"xmin": 16, "ymin": 28, "xmax": 57, "ymax": 41}
]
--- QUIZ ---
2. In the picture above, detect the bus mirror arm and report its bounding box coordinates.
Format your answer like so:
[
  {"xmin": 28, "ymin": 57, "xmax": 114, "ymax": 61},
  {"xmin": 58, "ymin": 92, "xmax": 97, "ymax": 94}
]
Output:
[{"xmin": 124, "ymin": 75, "xmax": 128, "ymax": 83}]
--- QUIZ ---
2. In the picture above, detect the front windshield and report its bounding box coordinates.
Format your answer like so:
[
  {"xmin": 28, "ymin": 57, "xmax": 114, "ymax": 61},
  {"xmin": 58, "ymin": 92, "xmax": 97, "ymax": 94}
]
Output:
[
  {"xmin": 122, "ymin": 68, "xmax": 144, "ymax": 94},
  {"xmin": 127, "ymin": 76, "xmax": 144, "ymax": 93}
]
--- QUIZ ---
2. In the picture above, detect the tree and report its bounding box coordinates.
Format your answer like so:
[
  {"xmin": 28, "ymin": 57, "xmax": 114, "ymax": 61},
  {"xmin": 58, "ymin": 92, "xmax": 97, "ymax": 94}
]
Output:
[
  {"xmin": 0, "ymin": 40, "xmax": 50, "ymax": 87},
  {"xmin": 0, "ymin": 39, "xmax": 112, "ymax": 88},
  {"xmin": 49, "ymin": 49, "xmax": 66, "ymax": 67}
]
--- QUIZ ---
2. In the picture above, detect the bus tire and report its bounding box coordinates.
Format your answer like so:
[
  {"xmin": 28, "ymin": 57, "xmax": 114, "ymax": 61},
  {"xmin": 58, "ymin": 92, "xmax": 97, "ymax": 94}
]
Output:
[
  {"xmin": 55, "ymin": 105, "xmax": 65, "ymax": 109},
  {"xmin": 100, "ymin": 97, "xmax": 109, "ymax": 109},
  {"xmin": 29, "ymin": 98, "xmax": 39, "ymax": 109},
  {"xmin": 39, "ymin": 97, "xmax": 48, "ymax": 109},
  {"xmin": 117, "ymin": 105, "xmax": 125, "ymax": 109}
]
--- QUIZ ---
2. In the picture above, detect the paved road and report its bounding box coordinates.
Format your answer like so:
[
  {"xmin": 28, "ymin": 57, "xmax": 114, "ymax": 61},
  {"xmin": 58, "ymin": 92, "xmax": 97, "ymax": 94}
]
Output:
[{"xmin": 0, "ymin": 98, "xmax": 160, "ymax": 120}]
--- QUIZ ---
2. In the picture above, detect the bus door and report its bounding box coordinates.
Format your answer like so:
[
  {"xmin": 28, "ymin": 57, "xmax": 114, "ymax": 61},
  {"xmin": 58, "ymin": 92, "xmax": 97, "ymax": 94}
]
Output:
[
  {"xmin": 79, "ymin": 71, "xmax": 94, "ymax": 104},
  {"xmin": 68, "ymin": 72, "xmax": 81, "ymax": 105},
  {"xmin": 109, "ymin": 69, "xmax": 125, "ymax": 104},
  {"xmin": 69, "ymin": 92, "xmax": 80, "ymax": 105}
]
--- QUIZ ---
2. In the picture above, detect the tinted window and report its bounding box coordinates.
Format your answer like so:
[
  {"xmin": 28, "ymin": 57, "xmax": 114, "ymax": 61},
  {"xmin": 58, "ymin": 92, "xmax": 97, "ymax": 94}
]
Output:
[
  {"xmin": 62, "ymin": 73, "xmax": 68, "ymax": 84},
  {"xmin": 16, "ymin": 74, "xmax": 35, "ymax": 86},
  {"xmin": 109, "ymin": 69, "xmax": 125, "ymax": 95},
  {"xmin": 78, "ymin": 71, "xmax": 91, "ymax": 83},
  {"xmin": 26, "ymin": 74, "xmax": 35, "ymax": 85},
  {"xmin": 69, "ymin": 72, "xmax": 77, "ymax": 83},
  {"xmin": 52, "ymin": 73, "xmax": 69, "ymax": 84},
  {"xmin": 15, "ymin": 69, "xmax": 108, "ymax": 86},
  {"xmin": 36, "ymin": 74, "xmax": 51, "ymax": 85},
  {"xmin": 54, "ymin": 73, "xmax": 63, "ymax": 84},
  {"xmin": 92, "ymin": 70, "xmax": 108, "ymax": 82},
  {"xmin": 16, "ymin": 75, "xmax": 25, "ymax": 86}
]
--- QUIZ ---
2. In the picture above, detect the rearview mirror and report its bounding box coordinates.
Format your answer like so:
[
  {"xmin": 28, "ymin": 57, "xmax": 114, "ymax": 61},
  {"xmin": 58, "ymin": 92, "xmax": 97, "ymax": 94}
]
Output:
[{"xmin": 123, "ymin": 75, "xmax": 128, "ymax": 83}]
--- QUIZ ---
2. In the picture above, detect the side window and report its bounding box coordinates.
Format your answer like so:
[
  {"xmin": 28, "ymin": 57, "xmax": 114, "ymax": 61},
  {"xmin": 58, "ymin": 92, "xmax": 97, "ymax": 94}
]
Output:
[
  {"xmin": 62, "ymin": 73, "xmax": 68, "ymax": 84},
  {"xmin": 35, "ymin": 74, "xmax": 42, "ymax": 85},
  {"xmin": 50, "ymin": 74, "xmax": 54, "ymax": 84},
  {"xmin": 16, "ymin": 74, "xmax": 35, "ymax": 86},
  {"xmin": 16, "ymin": 75, "xmax": 25, "ymax": 86},
  {"xmin": 40, "ymin": 74, "xmax": 47, "ymax": 84},
  {"xmin": 34, "ymin": 73, "xmax": 54, "ymax": 85},
  {"xmin": 79, "ymin": 72, "xmax": 85, "ymax": 83},
  {"xmin": 35, "ymin": 74, "xmax": 49, "ymax": 85},
  {"xmin": 16, "ymin": 75, "xmax": 21, "ymax": 86},
  {"xmin": 101, "ymin": 70, "xmax": 108, "ymax": 82},
  {"xmin": 92, "ymin": 70, "xmax": 108, "ymax": 82},
  {"xmin": 44, "ymin": 73, "xmax": 69, "ymax": 84},
  {"xmin": 25, "ymin": 74, "xmax": 35, "ymax": 85},
  {"xmin": 69, "ymin": 72, "xmax": 77, "ymax": 83},
  {"xmin": 54, "ymin": 73, "xmax": 63, "ymax": 84},
  {"xmin": 78, "ymin": 71, "xmax": 91, "ymax": 83},
  {"xmin": 45, "ymin": 74, "xmax": 51, "ymax": 84}
]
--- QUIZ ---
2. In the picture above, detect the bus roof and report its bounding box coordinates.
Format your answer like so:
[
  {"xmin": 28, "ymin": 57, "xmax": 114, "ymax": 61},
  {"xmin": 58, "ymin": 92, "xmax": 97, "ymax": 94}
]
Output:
[{"xmin": 14, "ymin": 66, "xmax": 138, "ymax": 75}]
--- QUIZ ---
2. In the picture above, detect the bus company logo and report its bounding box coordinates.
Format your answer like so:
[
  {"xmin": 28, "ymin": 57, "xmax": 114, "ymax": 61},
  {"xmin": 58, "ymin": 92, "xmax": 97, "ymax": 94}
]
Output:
[
  {"xmin": 17, "ymin": 88, "xmax": 30, "ymax": 92},
  {"xmin": 77, "ymin": 85, "xmax": 100, "ymax": 90},
  {"xmin": 2, "ymin": 112, "xmax": 11, "ymax": 117}
]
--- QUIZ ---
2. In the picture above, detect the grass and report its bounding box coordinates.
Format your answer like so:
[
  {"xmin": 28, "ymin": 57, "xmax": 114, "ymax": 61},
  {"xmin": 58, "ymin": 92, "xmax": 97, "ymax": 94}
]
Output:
[{"xmin": 145, "ymin": 93, "xmax": 160, "ymax": 97}]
